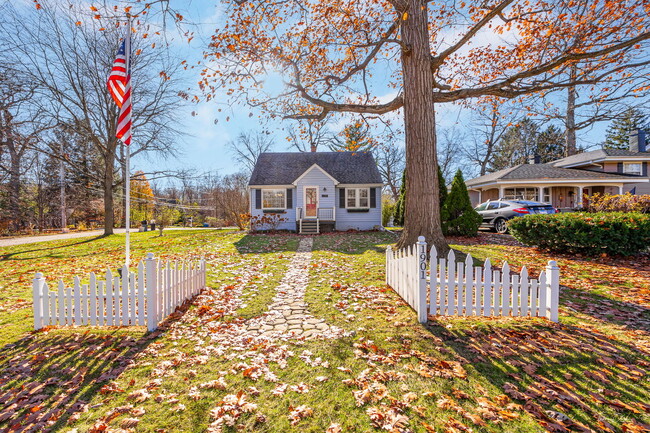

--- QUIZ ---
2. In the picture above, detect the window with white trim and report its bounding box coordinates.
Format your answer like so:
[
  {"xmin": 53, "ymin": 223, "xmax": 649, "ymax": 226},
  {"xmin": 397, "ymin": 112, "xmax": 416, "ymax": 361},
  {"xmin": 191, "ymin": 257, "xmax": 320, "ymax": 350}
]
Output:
[
  {"xmin": 504, "ymin": 187, "xmax": 539, "ymax": 201},
  {"xmin": 346, "ymin": 188, "xmax": 370, "ymax": 208},
  {"xmin": 262, "ymin": 189, "xmax": 286, "ymax": 209},
  {"xmin": 623, "ymin": 163, "xmax": 642, "ymax": 175}
]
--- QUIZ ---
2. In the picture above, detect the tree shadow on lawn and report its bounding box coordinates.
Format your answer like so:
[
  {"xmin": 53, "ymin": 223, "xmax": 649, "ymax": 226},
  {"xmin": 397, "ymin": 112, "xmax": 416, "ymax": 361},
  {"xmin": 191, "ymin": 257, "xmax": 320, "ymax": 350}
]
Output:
[
  {"xmin": 561, "ymin": 285, "xmax": 650, "ymax": 333},
  {"xmin": 0, "ymin": 235, "xmax": 106, "ymax": 262},
  {"xmin": 0, "ymin": 303, "xmax": 191, "ymax": 432},
  {"xmin": 234, "ymin": 231, "xmax": 397, "ymax": 255},
  {"xmin": 424, "ymin": 315, "xmax": 650, "ymax": 432},
  {"xmin": 452, "ymin": 241, "xmax": 650, "ymax": 322}
]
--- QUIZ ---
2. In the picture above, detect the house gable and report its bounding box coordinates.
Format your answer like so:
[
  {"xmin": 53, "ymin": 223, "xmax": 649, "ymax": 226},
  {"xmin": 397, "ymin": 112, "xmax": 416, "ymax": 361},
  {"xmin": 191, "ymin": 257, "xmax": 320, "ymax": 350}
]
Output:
[{"xmin": 292, "ymin": 163, "xmax": 339, "ymax": 186}]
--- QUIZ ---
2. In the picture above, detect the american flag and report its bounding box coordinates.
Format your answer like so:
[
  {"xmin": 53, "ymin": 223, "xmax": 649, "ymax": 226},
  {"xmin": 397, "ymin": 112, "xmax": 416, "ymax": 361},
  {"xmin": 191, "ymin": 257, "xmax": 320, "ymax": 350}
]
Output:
[{"xmin": 107, "ymin": 39, "xmax": 132, "ymax": 145}]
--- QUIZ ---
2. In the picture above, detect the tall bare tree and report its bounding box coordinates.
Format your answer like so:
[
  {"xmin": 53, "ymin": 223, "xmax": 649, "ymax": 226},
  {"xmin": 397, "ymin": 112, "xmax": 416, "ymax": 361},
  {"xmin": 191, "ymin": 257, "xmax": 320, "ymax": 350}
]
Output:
[
  {"xmin": 436, "ymin": 128, "xmax": 463, "ymax": 182},
  {"xmin": 373, "ymin": 144, "xmax": 404, "ymax": 200},
  {"xmin": 464, "ymin": 103, "xmax": 522, "ymax": 177},
  {"xmin": 214, "ymin": 173, "xmax": 249, "ymax": 229},
  {"xmin": 0, "ymin": 67, "xmax": 42, "ymax": 231},
  {"xmin": 286, "ymin": 119, "xmax": 336, "ymax": 152},
  {"xmin": 227, "ymin": 131, "xmax": 274, "ymax": 174},
  {"xmin": 0, "ymin": 1, "xmax": 185, "ymax": 235}
]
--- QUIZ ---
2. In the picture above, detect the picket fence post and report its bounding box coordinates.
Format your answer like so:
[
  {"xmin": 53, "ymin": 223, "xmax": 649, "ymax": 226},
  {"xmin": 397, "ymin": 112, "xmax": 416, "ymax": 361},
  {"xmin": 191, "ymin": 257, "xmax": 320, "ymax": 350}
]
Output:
[
  {"xmin": 546, "ymin": 260, "xmax": 560, "ymax": 322},
  {"xmin": 145, "ymin": 253, "xmax": 159, "ymax": 332},
  {"xmin": 416, "ymin": 236, "xmax": 428, "ymax": 323},
  {"xmin": 33, "ymin": 273, "xmax": 45, "ymax": 330},
  {"xmin": 385, "ymin": 245, "xmax": 392, "ymax": 286}
]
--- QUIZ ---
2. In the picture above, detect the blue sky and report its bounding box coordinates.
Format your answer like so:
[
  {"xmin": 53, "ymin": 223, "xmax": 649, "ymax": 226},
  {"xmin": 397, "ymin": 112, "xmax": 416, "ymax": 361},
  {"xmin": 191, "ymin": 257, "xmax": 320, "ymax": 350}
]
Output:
[{"xmin": 132, "ymin": 0, "xmax": 614, "ymax": 183}]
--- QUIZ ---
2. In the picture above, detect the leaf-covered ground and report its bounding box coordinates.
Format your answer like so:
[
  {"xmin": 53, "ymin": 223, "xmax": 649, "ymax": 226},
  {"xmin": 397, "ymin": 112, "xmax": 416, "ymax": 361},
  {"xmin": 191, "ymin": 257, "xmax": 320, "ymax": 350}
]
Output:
[{"xmin": 0, "ymin": 230, "xmax": 648, "ymax": 432}]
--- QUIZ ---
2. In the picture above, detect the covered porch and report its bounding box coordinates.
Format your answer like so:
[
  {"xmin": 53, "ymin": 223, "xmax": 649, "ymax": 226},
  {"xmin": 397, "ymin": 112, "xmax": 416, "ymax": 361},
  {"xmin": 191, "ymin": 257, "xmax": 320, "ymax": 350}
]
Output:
[{"xmin": 471, "ymin": 183, "xmax": 628, "ymax": 211}]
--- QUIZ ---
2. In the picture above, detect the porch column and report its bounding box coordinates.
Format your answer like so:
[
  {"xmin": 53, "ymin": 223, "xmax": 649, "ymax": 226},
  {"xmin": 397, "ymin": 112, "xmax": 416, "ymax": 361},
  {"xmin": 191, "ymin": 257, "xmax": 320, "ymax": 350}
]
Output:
[
  {"xmin": 538, "ymin": 186, "xmax": 544, "ymax": 203},
  {"xmin": 618, "ymin": 185, "xmax": 623, "ymax": 195},
  {"xmin": 577, "ymin": 186, "xmax": 583, "ymax": 208},
  {"xmin": 498, "ymin": 186, "xmax": 504, "ymax": 199},
  {"xmin": 478, "ymin": 189, "xmax": 482, "ymax": 203}
]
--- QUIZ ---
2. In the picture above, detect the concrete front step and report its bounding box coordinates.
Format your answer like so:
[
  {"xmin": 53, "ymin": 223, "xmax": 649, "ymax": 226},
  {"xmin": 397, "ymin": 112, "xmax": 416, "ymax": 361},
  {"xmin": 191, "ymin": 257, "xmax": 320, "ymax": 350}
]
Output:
[{"xmin": 300, "ymin": 220, "xmax": 319, "ymax": 234}]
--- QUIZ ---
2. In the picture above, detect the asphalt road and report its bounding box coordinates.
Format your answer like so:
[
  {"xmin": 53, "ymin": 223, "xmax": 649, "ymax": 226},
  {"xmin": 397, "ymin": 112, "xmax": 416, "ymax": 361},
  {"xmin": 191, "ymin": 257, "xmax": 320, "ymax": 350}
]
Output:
[{"xmin": 0, "ymin": 227, "xmax": 224, "ymax": 247}]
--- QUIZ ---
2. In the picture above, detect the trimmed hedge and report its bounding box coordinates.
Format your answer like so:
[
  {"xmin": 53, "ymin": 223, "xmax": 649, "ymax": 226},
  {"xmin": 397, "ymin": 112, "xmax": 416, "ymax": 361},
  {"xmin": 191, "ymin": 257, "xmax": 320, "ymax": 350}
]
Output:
[{"xmin": 508, "ymin": 212, "xmax": 650, "ymax": 256}]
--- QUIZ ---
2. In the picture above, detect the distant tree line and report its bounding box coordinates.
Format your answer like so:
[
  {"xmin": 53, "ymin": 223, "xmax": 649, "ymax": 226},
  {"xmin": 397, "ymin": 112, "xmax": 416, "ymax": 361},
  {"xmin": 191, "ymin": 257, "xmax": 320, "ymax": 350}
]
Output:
[{"xmin": 0, "ymin": 1, "xmax": 185, "ymax": 235}]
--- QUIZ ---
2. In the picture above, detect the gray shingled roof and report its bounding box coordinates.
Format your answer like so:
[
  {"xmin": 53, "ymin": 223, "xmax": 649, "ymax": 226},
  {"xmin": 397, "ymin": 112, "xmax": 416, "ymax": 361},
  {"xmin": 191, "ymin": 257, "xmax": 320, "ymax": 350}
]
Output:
[
  {"xmin": 466, "ymin": 163, "xmax": 643, "ymax": 187},
  {"xmin": 552, "ymin": 148, "xmax": 648, "ymax": 167},
  {"xmin": 248, "ymin": 152, "xmax": 383, "ymax": 186}
]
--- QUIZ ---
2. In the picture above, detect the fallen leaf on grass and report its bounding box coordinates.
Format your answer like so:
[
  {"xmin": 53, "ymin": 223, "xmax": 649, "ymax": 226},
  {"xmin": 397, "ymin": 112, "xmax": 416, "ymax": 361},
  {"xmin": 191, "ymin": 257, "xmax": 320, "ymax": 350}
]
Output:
[
  {"xmin": 127, "ymin": 389, "xmax": 151, "ymax": 403},
  {"xmin": 326, "ymin": 423, "xmax": 342, "ymax": 433},
  {"xmin": 200, "ymin": 378, "xmax": 228, "ymax": 390},
  {"xmin": 367, "ymin": 405, "xmax": 410, "ymax": 432},
  {"xmin": 289, "ymin": 382, "xmax": 309, "ymax": 393},
  {"xmin": 288, "ymin": 405, "xmax": 313, "ymax": 426},
  {"xmin": 120, "ymin": 417, "xmax": 140, "ymax": 428}
]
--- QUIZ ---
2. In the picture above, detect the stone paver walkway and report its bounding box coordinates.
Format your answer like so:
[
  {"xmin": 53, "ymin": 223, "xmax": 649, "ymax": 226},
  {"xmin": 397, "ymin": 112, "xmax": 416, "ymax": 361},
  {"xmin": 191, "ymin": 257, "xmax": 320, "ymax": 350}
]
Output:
[{"xmin": 246, "ymin": 237, "xmax": 345, "ymax": 339}]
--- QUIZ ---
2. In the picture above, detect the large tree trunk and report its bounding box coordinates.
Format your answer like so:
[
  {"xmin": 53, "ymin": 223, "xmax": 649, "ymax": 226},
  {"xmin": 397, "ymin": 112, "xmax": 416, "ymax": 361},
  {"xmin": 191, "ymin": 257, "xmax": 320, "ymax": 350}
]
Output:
[
  {"xmin": 103, "ymin": 144, "xmax": 116, "ymax": 235},
  {"xmin": 396, "ymin": 0, "xmax": 448, "ymax": 255},
  {"xmin": 565, "ymin": 65, "xmax": 577, "ymax": 157}
]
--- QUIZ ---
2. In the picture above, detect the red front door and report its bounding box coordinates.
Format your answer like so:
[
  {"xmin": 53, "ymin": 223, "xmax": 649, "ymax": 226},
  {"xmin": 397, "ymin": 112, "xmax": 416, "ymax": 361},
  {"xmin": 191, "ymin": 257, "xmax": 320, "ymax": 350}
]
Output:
[{"xmin": 305, "ymin": 187, "xmax": 318, "ymax": 218}]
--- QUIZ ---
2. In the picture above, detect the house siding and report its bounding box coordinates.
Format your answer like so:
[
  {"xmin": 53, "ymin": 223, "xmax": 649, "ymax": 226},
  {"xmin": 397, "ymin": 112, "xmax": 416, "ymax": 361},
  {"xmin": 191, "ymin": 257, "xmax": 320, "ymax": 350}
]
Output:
[
  {"xmin": 335, "ymin": 188, "xmax": 382, "ymax": 231},
  {"xmin": 624, "ymin": 180, "xmax": 650, "ymax": 195},
  {"xmin": 249, "ymin": 188, "xmax": 296, "ymax": 231},
  {"xmin": 469, "ymin": 190, "xmax": 480, "ymax": 206},
  {"xmin": 469, "ymin": 188, "xmax": 499, "ymax": 206},
  {"xmin": 603, "ymin": 162, "xmax": 618, "ymax": 173},
  {"xmin": 295, "ymin": 166, "xmax": 336, "ymax": 213}
]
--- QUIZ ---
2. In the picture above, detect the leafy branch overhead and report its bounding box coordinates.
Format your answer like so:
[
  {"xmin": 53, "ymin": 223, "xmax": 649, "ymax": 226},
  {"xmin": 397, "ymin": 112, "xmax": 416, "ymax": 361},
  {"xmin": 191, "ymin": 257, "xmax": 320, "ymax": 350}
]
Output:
[{"xmin": 204, "ymin": 0, "xmax": 650, "ymax": 119}]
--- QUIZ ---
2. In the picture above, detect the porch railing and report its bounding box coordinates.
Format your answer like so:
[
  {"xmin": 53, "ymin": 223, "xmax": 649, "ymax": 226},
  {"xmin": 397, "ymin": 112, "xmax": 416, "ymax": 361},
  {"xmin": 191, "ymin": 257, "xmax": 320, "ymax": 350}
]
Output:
[{"xmin": 317, "ymin": 207, "xmax": 335, "ymax": 220}]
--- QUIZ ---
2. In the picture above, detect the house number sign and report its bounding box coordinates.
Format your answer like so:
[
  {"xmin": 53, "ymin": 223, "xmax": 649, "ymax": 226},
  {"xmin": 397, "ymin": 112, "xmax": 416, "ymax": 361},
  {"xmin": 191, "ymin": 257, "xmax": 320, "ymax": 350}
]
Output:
[{"xmin": 419, "ymin": 243, "xmax": 427, "ymax": 279}]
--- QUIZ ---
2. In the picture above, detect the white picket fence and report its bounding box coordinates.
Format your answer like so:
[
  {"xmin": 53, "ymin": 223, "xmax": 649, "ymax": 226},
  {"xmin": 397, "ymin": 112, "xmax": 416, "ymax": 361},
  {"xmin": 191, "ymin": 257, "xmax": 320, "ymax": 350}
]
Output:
[
  {"xmin": 385, "ymin": 236, "xmax": 559, "ymax": 323},
  {"xmin": 32, "ymin": 253, "xmax": 206, "ymax": 332}
]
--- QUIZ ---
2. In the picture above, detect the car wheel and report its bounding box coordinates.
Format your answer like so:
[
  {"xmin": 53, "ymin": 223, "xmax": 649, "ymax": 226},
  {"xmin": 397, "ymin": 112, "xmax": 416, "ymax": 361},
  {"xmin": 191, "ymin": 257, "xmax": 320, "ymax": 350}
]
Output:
[{"xmin": 494, "ymin": 218, "xmax": 508, "ymax": 234}]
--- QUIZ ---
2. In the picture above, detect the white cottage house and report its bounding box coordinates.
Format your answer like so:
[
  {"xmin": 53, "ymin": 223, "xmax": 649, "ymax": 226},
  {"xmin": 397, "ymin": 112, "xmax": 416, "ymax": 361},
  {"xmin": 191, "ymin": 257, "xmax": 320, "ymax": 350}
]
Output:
[{"xmin": 248, "ymin": 152, "xmax": 383, "ymax": 234}]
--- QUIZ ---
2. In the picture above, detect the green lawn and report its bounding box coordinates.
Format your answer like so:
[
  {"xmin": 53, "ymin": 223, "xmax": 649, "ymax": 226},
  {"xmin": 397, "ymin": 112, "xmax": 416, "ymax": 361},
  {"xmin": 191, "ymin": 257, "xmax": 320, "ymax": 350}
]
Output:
[{"xmin": 0, "ymin": 230, "xmax": 648, "ymax": 432}]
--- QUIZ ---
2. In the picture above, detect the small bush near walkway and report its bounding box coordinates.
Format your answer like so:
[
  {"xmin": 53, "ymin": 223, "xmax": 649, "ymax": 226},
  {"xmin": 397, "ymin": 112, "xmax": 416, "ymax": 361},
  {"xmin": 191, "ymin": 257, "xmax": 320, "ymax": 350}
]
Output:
[{"xmin": 508, "ymin": 212, "xmax": 650, "ymax": 256}]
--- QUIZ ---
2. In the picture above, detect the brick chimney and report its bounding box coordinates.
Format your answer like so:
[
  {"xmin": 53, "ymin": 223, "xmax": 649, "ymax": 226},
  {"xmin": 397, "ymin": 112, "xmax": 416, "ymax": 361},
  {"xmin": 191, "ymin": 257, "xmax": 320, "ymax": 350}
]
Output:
[
  {"xmin": 528, "ymin": 153, "xmax": 541, "ymax": 164},
  {"xmin": 629, "ymin": 129, "xmax": 647, "ymax": 153}
]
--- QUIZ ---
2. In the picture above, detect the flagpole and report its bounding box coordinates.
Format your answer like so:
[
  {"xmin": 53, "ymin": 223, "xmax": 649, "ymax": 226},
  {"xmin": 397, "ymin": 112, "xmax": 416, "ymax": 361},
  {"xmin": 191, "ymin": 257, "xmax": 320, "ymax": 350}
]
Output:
[{"xmin": 125, "ymin": 17, "xmax": 131, "ymax": 268}]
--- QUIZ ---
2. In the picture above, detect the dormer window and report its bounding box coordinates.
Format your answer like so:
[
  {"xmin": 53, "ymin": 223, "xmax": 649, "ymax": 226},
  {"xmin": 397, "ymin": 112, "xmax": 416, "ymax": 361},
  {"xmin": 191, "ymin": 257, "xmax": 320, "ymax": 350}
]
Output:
[{"xmin": 623, "ymin": 163, "xmax": 642, "ymax": 175}]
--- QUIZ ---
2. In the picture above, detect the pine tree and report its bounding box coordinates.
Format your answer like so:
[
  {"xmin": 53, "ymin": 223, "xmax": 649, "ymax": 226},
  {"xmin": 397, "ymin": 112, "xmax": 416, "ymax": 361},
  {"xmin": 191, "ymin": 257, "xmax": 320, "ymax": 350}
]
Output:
[
  {"xmin": 441, "ymin": 170, "xmax": 482, "ymax": 236},
  {"xmin": 438, "ymin": 165, "xmax": 447, "ymax": 211},
  {"xmin": 393, "ymin": 169, "xmax": 406, "ymax": 226},
  {"xmin": 604, "ymin": 108, "xmax": 649, "ymax": 149},
  {"xmin": 328, "ymin": 122, "xmax": 375, "ymax": 152},
  {"xmin": 394, "ymin": 166, "xmax": 444, "ymax": 227}
]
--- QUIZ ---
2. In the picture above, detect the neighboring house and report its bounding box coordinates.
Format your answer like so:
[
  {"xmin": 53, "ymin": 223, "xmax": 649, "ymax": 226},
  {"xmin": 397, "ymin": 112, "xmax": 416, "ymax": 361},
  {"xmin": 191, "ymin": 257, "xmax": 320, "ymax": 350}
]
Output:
[
  {"xmin": 467, "ymin": 130, "xmax": 650, "ymax": 210},
  {"xmin": 248, "ymin": 152, "xmax": 383, "ymax": 234}
]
